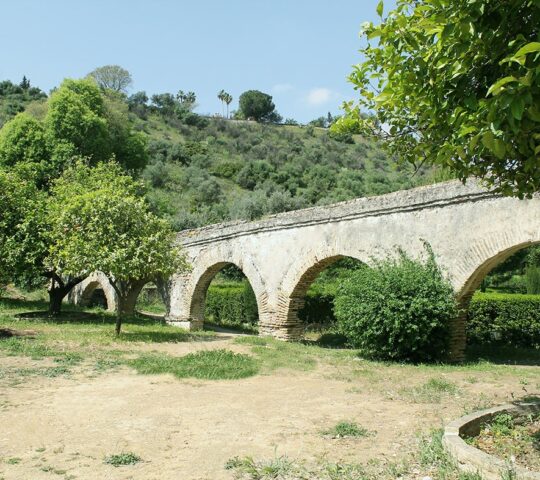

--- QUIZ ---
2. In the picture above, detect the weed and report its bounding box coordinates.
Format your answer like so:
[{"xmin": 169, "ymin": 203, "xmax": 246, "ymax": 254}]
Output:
[
  {"xmin": 103, "ymin": 452, "xmax": 141, "ymax": 467},
  {"xmin": 6, "ymin": 457, "xmax": 21, "ymax": 465},
  {"xmin": 322, "ymin": 421, "xmax": 371, "ymax": 438}
]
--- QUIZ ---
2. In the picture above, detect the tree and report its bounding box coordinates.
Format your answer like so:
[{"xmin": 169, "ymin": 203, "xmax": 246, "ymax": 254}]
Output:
[
  {"xmin": 340, "ymin": 0, "xmax": 540, "ymax": 197},
  {"xmin": 88, "ymin": 65, "xmax": 133, "ymax": 93},
  {"xmin": 218, "ymin": 89, "xmax": 226, "ymax": 117},
  {"xmin": 224, "ymin": 92, "xmax": 233, "ymax": 119},
  {"xmin": 238, "ymin": 90, "xmax": 278, "ymax": 122},
  {"xmin": 0, "ymin": 78, "xmax": 147, "ymax": 179},
  {"xmin": 0, "ymin": 112, "xmax": 51, "ymax": 184},
  {"xmin": 0, "ymin": 165, "xmax": 83, "ymax": 314},
  {"xmin": 176, "ymin": 90, "xmax": 196, "ymax": 111},
  {"xmin": 0, "ymin": 168, "xmax": 42, "ymax": 288},
  {"xmin": 218, "ymin": 90, "xmax": 233, "ymax": 119},
  {"xmin": 48, "ymin": 160, "xmax": 188, "ymax": 334},
  {"xmin": 19, "ymin": 76, "xmax": 30, "ymax": 90}
]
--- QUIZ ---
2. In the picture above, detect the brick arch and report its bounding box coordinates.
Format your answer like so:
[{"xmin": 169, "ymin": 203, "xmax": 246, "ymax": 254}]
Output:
[
  {"xmin": 268, "ymin": 249, "xmax": 369, "ymax": 340},
  {"xmin": 185, "ymin": 250, "xmax": 268, "ymax": 330},
  {"xmin": 73, "ymin": 273, "xmax": 117, "ymax": 312},
  {"xmin": 448, "ymin": 239, "xmax": 540, "ymax": 361}
]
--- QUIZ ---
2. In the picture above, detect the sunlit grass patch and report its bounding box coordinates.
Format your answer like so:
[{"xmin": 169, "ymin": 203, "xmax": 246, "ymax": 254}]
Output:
[
  {"xmin": 321, "ymin": 421, "xmax": 372, "ymax": 438},
  {"xmin": 129, "ymin": 349, "xmax": 259, "ymax": 380},
  {"xmin": 400, "ymin": 377, "xmax": 459, "ymax": 403},
  {"xmin": 104, "ymin": 452, "xmax": 142, "ymax": 467}
]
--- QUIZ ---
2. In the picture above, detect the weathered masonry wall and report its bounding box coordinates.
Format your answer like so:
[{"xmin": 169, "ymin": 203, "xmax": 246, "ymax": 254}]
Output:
[{"xmin": 71, "ymin": 180, "xmax": 540, "ymax": 361}]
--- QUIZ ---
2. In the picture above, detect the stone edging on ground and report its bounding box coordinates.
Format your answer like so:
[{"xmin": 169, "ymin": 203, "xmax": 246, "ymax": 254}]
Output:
[
  {"xmin": 178, "ymin": 180, "xmax": 497, "ymax": 247},
  {"xmin": 443, "ymin": 401, "xmax": 540, "ymax": 480}
]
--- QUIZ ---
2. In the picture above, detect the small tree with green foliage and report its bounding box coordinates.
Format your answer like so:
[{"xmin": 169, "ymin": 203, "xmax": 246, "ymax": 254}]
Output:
[
  {"xmin": 334, "ymin": 246, "xmax": 457, "ymax": 362},
  {"xmin": 0, "ymin": 168, "xmax": 43, "ymax": 289},
  {"xmin": 339, "ymin": 0, "xmax": 540, "ymax": 197},
  {"xmin": 88, "ymin": 65, "xmax": 133, "ymax": 93},
  {"xmin": 48, "ymin": 161, "xmax": 188, "ymax": 334},
  {"xmin": 238, "ymin": 90, "xmax": 278, "ymax": 122}
]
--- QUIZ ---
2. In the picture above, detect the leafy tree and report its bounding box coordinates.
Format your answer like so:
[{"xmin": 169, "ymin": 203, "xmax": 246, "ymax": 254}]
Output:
[
  {"xmin": 48, "ymin": 161, "xmax": 188, "ymax": 334},
  {"xmin": 0, "ymin": 113, "xmax": 52, "ymax": 184},
  {"xmin": 150, "ymin": 93, "xmax": 177, "ymax": 116},
  {"xmin": 0, "ymin": 165, "xmax": 83, "ymax": 314},
  {"xmin": 127, "ymin": 91, "xmax": 149, "ymax": 118},
  {"xmin": 19, "ymin": 76, "xmax": 30, "ymax": 90},
  {"xmin": 0, "ymin": 79, "xmax": 47, "ymax": 127},
  {"xmin": 238, "ymin": 90, "xmax": 278, "ymax": 122},
  {"xmin": 88, "ymin": 65, "xmax": 133, "ymax": 92},
  {"xmin": 0, "ymin": 79, "xmax": 147, "ymax": 178},
  {"xmin": 340, "ymin": 0, "xmax": 540, "ymax": 197},
  {"xmin": 176, "ymin": 90, "xmax": 197, "ymax": 111},
  {"xmin": 0, "ymin": 168, "xmax": 42, "ymax": 288}
]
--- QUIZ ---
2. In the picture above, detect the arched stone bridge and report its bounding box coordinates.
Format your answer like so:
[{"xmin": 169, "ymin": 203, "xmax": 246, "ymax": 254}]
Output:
[{"xmin": 71, "ymin": 180, "xmax": 540, "ymax": 361}]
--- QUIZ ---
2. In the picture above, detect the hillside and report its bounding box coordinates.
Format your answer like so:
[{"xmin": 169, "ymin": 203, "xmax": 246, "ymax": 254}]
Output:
[
  {"xmin": 0, "ymin": 79, "xmax": 439, "ymax": 230},
  {"xmin": 136, "ymin": 115, "xmax": 439, "ymax": 230}
]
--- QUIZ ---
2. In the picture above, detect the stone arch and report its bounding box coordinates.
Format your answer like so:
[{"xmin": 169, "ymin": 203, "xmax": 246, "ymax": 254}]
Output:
[
  {"xmin": 448, "ymin": 240, "xmax": 540, "ymax": 361},
  {"xmin": 182, "ymin": 249, "xmax": 268, "ymax": 330},
  {"xmin": 270, "ymin": 248, "xmax": 369, "ymax": 340},
  {"xmin": 71, "ymin": 273, "xmax": 117, "ymax": 312}
]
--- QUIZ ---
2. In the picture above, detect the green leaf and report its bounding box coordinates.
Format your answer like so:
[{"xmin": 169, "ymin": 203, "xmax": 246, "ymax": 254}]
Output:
[
  {"xmin": 510, "ymin": 97, "xmax": 525, "ymax": 120},
  {"xmin": 486, "ymin": 76, "xmax": 517, "ymax": 96},
  {"xmin": 513, "ymin": 42, "xmax": 540, "ymax": 58},
  {"xmin": 376, "ymin": 0, "xmax": 384, "ymax": 17}
]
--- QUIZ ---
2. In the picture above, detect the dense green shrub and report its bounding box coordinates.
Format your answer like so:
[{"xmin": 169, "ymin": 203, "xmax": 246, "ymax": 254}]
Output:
[
  {"xmin": 205, "ymin": 281, "xmax": 258, "ymax": 328},
  {"xmin": 525, "ymin": 266, "xmax": 540, "ymax": 295},
  {"xmin": 334, "ymin": 249, "xmax": 457, "ymax": 362},
  {"xmin": 299, "ymin": 292, "xmax": 334, "ymax": 326},
  {"xmin": 467, "ymin": 292, "xmax": 540, "ymax": 348}
]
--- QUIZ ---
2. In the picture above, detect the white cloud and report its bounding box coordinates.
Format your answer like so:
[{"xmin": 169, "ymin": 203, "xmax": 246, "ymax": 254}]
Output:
[
  {"xmin": 272, "ymin": 83, "xmax": 294, "ymax": 93},
  {"xmin": 306, "ymin": 87, "xmax": 335, "ymax": 106}
]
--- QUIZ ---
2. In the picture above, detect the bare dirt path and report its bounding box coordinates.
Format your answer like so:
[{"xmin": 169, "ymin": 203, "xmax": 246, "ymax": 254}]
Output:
[{"xmin": 0, "ymin": 336, "xmax": 537, "ymax": 480}]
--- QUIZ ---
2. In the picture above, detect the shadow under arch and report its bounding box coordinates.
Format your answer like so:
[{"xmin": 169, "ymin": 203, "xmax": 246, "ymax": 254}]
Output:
[
  {"xmin": 457, "ymin": 241, "xmax": 540, "ymax": 301},
  {"xmin": 79, "ymin": 279, "xmax": 116, "ymax": 312},
  {"xmin": 277, "ymin": 254, "xmax": 367, "ymax": 340},
  {"xmin": 448, "ymin": 240, "xmax": 540, "ymax": 362},
  {"xmin": 188, "ymin": 260, "xmax": 266, "ymax": 330}
]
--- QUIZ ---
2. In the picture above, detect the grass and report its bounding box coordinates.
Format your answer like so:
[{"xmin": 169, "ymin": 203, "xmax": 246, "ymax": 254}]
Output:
[
  {"xmin": 103, "ymin": 452, "xmax": 142, "ymax": 467},
  {"xmin": 321, "ymin": 421, "xmax": 371, "ymax": 438},
  {"xmin": 234, "ymin": 335, "xmax": 330, "ymax": 372},
  {"xmin": 400, "ymin": 377, "xmax": 459, "ymax": 403},
  {"xmin": 129, "ymin": 349, "xmax": 260, "ymax": 380}
]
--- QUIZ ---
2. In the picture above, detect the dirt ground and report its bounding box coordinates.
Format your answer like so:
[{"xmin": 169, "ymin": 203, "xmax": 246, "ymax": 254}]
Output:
[{"xmin": 1, "ymin": 334, "xmax": 538, "ymax": 480}]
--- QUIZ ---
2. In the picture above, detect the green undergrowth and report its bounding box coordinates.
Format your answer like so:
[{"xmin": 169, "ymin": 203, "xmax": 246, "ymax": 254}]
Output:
[
  {"xmin": 104, "ymin": 452, "xmax": 142, "ymax": 467},
  {"xmin": 321, "ymin": 421, "xmax": 372, "ymax": 438},
  {"xmin": 400, "ymin": 377, "xmax": 459, "ymax": 404},
  {"xmin": 129, "ymin": 349, "xmax": 259, "ymax": 380},
  {"xmin": 225, "ymin": 429, "xmax": 485, "ymax": 479}
]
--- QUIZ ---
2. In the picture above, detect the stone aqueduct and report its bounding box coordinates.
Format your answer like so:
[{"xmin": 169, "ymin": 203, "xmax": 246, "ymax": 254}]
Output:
[{"xmin": 71, "ymin": 180, "xmax": 540, "ymax": 360}]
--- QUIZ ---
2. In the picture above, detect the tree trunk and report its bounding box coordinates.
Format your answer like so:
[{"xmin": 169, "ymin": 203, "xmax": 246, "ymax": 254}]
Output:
[{"xmin": 48, "ymin": 287, "xmax": 67, "ymax": 316}]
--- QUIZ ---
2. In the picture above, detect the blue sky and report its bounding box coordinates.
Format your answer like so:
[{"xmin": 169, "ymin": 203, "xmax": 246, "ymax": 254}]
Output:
[{"xmin": 1, "ymin": 0, "xmax": 394, "ymax": 123}]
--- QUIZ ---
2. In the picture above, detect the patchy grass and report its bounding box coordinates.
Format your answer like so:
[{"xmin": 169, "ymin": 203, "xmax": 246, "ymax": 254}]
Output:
[
  {"xmin": 103, "ymin": 452, "xmax": 142, "ymax": 467},
  {"xmin": 129, "ymin": 349, "xmax": 259, "ymax": 380},
  {"xmin": 321, "ymin": 421, "xmax": 372, "ymax": 438},
  {"xmin": 224, "ymin": 430, "xmax": 484, "ymax": 479},
  {"xmin": 235, "ymin": 335, "xmax": 332, "ymax": 372},
  {"xmin": 400, "ymin": 377, "xmax": 459, "ymax": 403}
]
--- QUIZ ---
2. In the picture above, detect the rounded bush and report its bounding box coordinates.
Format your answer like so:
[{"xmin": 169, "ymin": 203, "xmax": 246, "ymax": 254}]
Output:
[{"xmin": 334, "ymin": 249, "xmax": 457, "ymax": 362}]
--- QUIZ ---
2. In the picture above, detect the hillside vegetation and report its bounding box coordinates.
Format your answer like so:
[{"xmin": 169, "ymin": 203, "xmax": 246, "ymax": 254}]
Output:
[{"xmin": 0, "ymin": 77, "xmax": 439, "ymax": 231}]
